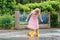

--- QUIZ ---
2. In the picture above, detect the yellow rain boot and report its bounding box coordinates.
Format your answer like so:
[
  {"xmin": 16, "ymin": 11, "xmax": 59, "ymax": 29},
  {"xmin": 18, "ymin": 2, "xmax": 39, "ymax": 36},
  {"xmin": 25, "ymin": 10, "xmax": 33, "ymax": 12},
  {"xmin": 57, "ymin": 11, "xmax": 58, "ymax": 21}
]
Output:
[
  {"xmin": 35, "ymin": 29, "xmax": 39, "ymax": 37},
  {"xmin": 27, "ymin": 30, "xmax": 35, "ymax": 37}
]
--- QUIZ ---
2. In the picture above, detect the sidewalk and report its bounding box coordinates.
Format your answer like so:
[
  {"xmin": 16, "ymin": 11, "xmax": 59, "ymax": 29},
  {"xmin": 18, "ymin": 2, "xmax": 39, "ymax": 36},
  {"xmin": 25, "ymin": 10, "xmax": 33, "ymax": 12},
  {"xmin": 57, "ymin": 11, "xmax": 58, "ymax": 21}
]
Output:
[{"xmin": 0, "ymin": 28, "xmax": 60, "ymax": 40}]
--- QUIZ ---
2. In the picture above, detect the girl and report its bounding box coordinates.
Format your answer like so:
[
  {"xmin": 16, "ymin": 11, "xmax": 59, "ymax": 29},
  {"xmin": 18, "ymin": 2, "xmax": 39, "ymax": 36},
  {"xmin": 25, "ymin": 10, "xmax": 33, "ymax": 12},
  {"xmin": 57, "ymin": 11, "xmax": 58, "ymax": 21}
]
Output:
[{"xmin": 26, "ymin": 8, "xmax": 43, "ymax": 37}]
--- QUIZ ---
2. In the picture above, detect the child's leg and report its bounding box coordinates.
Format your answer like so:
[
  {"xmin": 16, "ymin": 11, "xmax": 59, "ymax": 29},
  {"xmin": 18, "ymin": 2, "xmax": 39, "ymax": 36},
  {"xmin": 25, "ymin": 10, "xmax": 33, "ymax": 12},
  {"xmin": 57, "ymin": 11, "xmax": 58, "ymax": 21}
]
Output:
[
  {"xmin": 27, "ymin": 29, "xmax": 35, "ymax": 37},
  {"xmin": 35, "ymin": 29, "xmax": 39, "ymax": 37}
]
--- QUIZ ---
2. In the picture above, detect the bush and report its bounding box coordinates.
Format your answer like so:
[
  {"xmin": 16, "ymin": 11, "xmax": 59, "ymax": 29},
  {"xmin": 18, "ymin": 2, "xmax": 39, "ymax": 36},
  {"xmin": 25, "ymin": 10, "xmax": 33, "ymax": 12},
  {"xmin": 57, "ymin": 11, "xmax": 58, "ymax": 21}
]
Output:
[
  {"xmin": 17, "ymin": 1, "xmax": 60, "ymax": 12},
  {"xmin": 48, "ymin": 1, "xmax": 60, "ymax": 11},
  {"xmin": 50, "ymin": 12, "xmax": 58, "ymax": 27},
  {"xmin": 0, "ymin": 14, "xmax": 14, "ymax": 29},
  {"xmin": 16, "ymin": 3, "xmax": 30, "ymax": 12},
  {"xmin": 0, "ymin": 0, "xmax": 16, "ymax": 15}
]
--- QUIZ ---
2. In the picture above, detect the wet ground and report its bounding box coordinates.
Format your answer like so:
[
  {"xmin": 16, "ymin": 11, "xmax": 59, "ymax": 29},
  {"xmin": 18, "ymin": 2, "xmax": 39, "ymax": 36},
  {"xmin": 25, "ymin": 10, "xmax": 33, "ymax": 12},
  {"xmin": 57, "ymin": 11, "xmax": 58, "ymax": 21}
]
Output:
[{"xmin": 0, "ymin": 28, "xmax": 60, "ymax": 40}]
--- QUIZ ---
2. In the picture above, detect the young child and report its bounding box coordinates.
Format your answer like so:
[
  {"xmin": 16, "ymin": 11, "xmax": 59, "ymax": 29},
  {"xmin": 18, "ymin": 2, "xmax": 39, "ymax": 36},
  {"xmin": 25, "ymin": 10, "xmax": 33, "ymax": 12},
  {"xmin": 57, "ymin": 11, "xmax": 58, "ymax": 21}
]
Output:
[{"xmin": 26, "ymin": 8, "xmax": 43, "ymax": 37}]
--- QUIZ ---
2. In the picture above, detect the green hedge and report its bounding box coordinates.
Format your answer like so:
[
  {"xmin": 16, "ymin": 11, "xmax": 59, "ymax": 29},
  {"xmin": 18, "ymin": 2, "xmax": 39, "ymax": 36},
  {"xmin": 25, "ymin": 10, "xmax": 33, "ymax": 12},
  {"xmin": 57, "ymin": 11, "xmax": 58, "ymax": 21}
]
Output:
[
  {"xmin": 0, "ymin": 0, "xmax": 16, "ymax": 15},
  {"xmin": 0, "ymin": 14, "xmax": 14, "ymax": 29},
  {"xmin": 50, "ymin": 12, "xmax": 58, "ymax": 27},
  {"xmin": 16, "ymin": 1, "xmax": 60, "ymax": 12},
  {"xmin": 16, "ymin": 0, "xmax": 60, "ymax": 4},
  {"xmin": 1, "ymin": 1, "xmax": 59, "ymax": 14}
]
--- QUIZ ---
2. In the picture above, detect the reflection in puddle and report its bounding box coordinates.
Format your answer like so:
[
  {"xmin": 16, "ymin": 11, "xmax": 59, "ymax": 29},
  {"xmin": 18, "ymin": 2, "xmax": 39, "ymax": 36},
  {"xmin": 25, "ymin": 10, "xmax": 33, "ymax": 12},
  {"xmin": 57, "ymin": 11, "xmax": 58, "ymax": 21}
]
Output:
[{"xmin": 26, "ymin": 37, "xmax": 39, "ymax": 40}]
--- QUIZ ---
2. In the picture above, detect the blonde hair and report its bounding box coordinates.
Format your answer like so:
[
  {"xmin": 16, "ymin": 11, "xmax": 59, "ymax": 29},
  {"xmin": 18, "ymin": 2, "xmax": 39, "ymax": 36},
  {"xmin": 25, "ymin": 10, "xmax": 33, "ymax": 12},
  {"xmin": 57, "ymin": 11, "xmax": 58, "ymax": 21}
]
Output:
[{"xmin": 34, "ymin": 8, "xmax": 40, "ymax": 14}]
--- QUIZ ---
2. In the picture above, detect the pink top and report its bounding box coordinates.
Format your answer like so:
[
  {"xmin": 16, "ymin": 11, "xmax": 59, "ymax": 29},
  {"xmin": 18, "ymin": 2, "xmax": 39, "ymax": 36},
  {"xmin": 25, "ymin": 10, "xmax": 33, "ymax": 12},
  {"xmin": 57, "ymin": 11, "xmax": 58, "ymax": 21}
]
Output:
[{"xmin": 28, "ymin": 13, "xmax": 39, "ymax": 29}]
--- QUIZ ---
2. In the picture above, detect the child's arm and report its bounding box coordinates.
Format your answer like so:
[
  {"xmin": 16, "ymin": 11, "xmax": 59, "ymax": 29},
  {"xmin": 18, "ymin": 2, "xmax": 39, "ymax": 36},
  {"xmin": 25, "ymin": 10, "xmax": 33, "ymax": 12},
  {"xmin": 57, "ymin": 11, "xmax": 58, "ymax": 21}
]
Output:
[
  {"xmin": 39, "ymin": 14, "xmax": 43, "ymax": 22},
  {"xmin": 26, "ymin": 13, "xmax": 32, "ymax": 21},
  {"xmin": 26, "ymin": 10, "xmax": 34, "ymax": 21}
]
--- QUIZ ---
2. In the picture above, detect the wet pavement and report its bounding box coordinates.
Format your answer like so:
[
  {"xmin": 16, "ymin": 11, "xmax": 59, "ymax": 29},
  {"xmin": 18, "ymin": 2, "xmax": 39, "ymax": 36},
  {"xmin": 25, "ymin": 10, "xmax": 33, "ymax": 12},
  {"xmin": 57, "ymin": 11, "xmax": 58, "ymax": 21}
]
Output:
[{"xmin": 0, "ymin": 29, "xmax": 60, "ymax": 40}]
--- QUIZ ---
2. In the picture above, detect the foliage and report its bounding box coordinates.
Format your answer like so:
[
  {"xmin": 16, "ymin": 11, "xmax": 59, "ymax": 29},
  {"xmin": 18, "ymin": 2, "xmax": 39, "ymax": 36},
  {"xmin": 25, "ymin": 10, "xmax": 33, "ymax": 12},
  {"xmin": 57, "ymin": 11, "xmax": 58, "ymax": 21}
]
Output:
[
  {"xmin": 16, "ymin": 3, "xmax": 30, "ymax": 12},
  {"xmin": 49, "ymin": 0, "xmax": 60, "ymax": 1},
  {"xmin": 50, "ymin": 11, "xmax": 58, "ymax": 27},
  {"xmin": 16, "ymin": 0, "xmax": 41, "ymax": 4},
  {"xmin": 17, "ymin": 1, "xmax": 60, "ymax": 12},
  {"xmin": 16, "ymin": 0, "xmax": 60, "ymax": 4},
  {"xmin": 0, "ymin": 14, "xmax": 14, "ymax": 29},
  {"xmin": 0, "ymin": 0, "xmax": 16, "ymax": 15}
]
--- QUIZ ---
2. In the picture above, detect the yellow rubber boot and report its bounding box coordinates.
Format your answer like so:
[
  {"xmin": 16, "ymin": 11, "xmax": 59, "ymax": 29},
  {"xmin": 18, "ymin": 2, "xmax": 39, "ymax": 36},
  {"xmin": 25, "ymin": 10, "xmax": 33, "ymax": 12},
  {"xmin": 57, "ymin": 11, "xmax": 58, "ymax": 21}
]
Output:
[
  {"xmin": 28, "ymin": 30, "xmax": 35, "ymax": 37},
  {"xmin": 35, "ymin": 29, "xmax": 39, "ymax": 37}
]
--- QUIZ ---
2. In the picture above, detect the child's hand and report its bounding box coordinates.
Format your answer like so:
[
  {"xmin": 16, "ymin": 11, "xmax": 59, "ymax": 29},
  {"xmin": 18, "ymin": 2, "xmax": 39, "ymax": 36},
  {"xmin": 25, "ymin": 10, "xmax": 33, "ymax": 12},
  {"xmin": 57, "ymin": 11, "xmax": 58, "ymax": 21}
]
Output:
[
  {"xmin": 41, "ymin": 20, "xmax": 43, "ymax": 22},
  {"xmin": 26, "ymin": 19, "xmax": 28, "ymax": 22}
]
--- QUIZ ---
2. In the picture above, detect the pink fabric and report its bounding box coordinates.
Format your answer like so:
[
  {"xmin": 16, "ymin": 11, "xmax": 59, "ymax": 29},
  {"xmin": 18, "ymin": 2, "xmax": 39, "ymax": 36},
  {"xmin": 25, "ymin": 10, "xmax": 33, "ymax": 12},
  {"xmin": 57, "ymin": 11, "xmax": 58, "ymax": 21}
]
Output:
[{"xmin": 28, "ymin": 13, "xmax": 39, "ymax": 29}]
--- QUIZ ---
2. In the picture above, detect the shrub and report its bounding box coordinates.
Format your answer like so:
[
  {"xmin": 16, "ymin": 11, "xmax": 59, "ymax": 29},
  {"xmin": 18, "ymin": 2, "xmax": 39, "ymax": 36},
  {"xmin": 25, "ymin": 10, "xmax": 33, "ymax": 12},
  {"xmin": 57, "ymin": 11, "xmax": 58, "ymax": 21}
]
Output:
[
  {"xmin": 50, "ymin": 12, "xmax": 58, "ymax": 27},
  {"xmin": 17, "ymin": 1, "xmax": 60, "ymax": 12},
  {"xmin": 16, "ymin": 3, "xmax": 30, "ymax": 12},
  {"xmin": 0, "ymin": 14, "xmax": 14, "ymax": 29},
  {"xmin": 48, "ymin": 1, "xmax": 60, "ymax": 11},
  {"xmin": 0, "ymin": 0, "xmax": 16, "ymax": 15}
]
